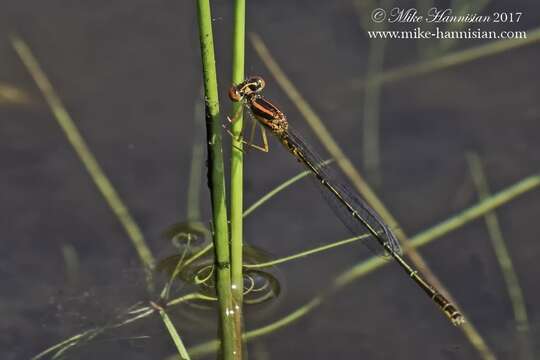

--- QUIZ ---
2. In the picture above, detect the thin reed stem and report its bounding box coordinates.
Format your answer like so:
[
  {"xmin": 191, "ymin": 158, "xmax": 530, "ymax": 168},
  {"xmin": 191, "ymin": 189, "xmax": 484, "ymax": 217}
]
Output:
[
  {"xmin": 10, "ymin": 34, "xmax": 155, "ymax": 286},
  {"xmin": 230, "ymin": 1, "xmax": 247, "ymax": 357},
  {"xmin": 187, "ymin": 89, "xmax": 206, "ymax": 222},
  {"xmin": 243, "ymin": 159, "xmax": 333, "ymax": 218},
  {"xmin": 466, "ymin": 153, "xmax": 533, "ymax": 359},
  {"xmin": 360, "ymin": 0, "xmax": 393, "ymax": 185},
  {"xmin": 243, "ymin": 235, "xmax": 369, "ymax": 269},
  {"xmin": 155, "ymin": 303, "xmax": 191, "ymax": 360},
  {"xmin": 196, "ymin": 1, "xmax": 238, "ymax": 358}
]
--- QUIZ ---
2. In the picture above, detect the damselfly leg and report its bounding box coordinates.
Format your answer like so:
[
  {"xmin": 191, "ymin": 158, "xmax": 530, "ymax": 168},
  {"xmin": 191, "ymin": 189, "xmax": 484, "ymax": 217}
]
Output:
[
  {"xmin": 224, "ymin": 104, "xmax": 245, "ymax": 142},
  {"xmin": 243, "ymin": 107, "xmax": 270, "ymax": 152},
  {"xmin": 225, "ymin": 92, "xmax": 270, "ymax": 153},
  {"xmin": 225, "ymin": 116, "xmax": 269, "ymax": 153}
]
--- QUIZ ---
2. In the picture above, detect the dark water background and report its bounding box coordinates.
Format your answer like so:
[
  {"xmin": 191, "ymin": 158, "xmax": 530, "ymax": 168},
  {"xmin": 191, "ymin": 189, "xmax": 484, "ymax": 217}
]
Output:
[{"xmin": 1, "ymin": 0, "xmax": 539, "ymax": 359}]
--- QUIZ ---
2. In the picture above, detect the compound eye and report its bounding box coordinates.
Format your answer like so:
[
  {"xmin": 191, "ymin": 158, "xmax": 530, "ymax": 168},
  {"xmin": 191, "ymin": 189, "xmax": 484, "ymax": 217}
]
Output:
[
  {"xmin": 256, "ymin": 77, "xmax": 265, "ymax": 90},
  {"xmin": 247, "ymin": 76, "xmax": 265, "ymax": 92},
  {"xmin": 244, "ymin": 76, "xmax": 265, "ymax": 93},
  {"xmin": 228, "ymin": 86, "xmax": 243, "ymax": 102}
]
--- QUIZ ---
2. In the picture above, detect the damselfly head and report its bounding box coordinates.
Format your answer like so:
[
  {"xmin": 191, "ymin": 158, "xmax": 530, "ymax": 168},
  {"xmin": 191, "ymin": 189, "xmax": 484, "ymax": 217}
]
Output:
[
  {"xmin": 228, "ymin": 86, "xmax": 243, "ymax": 102},
  {"xmin": 229, "ymin": 76, "xmax": 266, "ymax": 102},
  {"xmin": 245, "ymin": 76, "xmax": 265, "ymax": 93}
]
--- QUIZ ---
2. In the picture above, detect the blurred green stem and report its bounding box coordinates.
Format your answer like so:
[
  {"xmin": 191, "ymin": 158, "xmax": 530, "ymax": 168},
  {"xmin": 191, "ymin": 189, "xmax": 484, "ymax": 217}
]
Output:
[
  {"xmin": 61, "ymin": 243, "xmax": 80, "ymax": 286},
  {"xmin": 361, "ymin": 0, "xmax": 393, "ymax": 186},
  {"xmin": 187, "ymin": 89, "xmax": 206, "ymax": 222},
  {"xmin": 10, "ymin": 34, "xmax": 155, "ymax": 287},
  {"xmin": 466, "ymin": 153, "xmax": 532, "ymax": 359},
  {"xmin": 196, "ymin": 1, "xmax": 238, "ymax": 359}
]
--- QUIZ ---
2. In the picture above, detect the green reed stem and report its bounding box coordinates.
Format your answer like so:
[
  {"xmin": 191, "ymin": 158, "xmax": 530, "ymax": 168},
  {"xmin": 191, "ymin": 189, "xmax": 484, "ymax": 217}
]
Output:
[
  {"xmin": 61, "ymin": 243, "xmax": 80, "ymax": 286},
  {"xmin": 156, "ymin": 305, "xmax": 191, "ymax": 360},
  {"xmin": 230, "ymin": 1, "xmax": 247, "ymax": 356},
  {"xmin": 10, "ymin": 34, "xmax": 155, "ymax": 284},
  {"xmin": 243, "ymin": 159, "xmax": 333, "ymax": 218},
  {"xmin": 361, "ymin": 0, "xmax": 393, "ymax": 186},
  {"xmin": 243, "ymin": 170, "xmax": 310, "ymax": 218},
  {"xmin": 244, "ymin": 234, "xmax": 370, "ymax": 269},
  {"xmin": 196, "ymin": 1, "xmax": 238, "ymax": 358},
  {"xmin": 466, "ymin": 153, "xmax": 533, "ymax": 359},
  {"xmin": 0, "ymin": 81, "xmax": 33, "ymax": 105},
  {"xmin": 187, "ymin": 89, "xmax": 206, "ymax": 222}
]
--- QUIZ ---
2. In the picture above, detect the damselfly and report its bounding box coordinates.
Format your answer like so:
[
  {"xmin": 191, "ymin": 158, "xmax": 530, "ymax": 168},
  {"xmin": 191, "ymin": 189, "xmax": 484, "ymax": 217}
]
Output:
[{"xmin": 228, "ymin": 76, "xmax": 465, "ymax": 326}]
